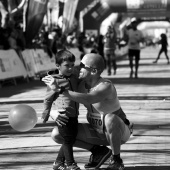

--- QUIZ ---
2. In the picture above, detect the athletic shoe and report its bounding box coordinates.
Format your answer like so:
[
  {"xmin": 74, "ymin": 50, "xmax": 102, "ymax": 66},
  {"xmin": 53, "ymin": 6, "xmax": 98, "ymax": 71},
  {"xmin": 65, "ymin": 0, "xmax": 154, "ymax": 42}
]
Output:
[
  {"xmin": 107, "ymin": 155, "xmax": 124, "ymax": 170},
  {"xmin": 84, "ymin": 146, "xmax": 112, "ymax": 169},
  {"xmin": 53, "ymin": 161, "xmax": 66, "ymax": 170},
  {"xmin": 66, "ymin": 163, "xmax": 81, "ymax": 170}
]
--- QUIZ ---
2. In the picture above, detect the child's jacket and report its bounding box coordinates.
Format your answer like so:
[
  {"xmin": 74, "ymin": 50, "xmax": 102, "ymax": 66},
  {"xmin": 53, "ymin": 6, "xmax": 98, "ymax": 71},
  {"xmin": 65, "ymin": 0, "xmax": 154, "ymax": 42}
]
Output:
[{"xmin": 42, "ymin": 69, "xmax": 80, "ymax": 123}]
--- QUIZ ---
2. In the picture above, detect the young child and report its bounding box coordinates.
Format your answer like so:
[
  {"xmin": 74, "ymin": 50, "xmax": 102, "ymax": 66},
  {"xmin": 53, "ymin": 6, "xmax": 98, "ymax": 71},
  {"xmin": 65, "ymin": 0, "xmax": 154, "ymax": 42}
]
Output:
[{"xmin": 41, "ymin": 50, "xmax": 81, "ymax": 170}]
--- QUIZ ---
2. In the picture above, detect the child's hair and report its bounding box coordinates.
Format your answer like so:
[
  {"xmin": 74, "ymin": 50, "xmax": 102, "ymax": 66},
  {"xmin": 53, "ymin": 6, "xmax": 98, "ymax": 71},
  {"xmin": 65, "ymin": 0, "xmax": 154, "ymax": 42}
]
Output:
[{"xmin": 55, "ymin": 50, "xmax": 76, "ymax": 65}]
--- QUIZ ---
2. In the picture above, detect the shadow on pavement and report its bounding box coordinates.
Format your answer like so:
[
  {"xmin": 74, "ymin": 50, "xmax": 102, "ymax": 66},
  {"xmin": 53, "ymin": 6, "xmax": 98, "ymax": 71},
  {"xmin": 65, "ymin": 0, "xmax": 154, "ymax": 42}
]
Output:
[
  {"xmin": 0, "ymin": 121, "xmax": 55, "ymax": 137},
  {"xmin": 0, "ymin": 79, "xmax": 46, "ymax": 98},
  {"xmin": 109, "ymin": 77, "xmax": 170, "ymax": 86}
]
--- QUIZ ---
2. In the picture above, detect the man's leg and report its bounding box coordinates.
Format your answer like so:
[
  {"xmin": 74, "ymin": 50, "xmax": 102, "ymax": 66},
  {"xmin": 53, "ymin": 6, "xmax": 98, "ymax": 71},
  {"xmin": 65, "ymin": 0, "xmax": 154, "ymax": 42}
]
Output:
[
  {"xmin": 111, "ymin": 52, "xmax": 117, "ymax": 75},
  {"xmin": 51, "ymin": 123, "xmax": 112, "ymax": 169},
  {"xmin": 52, "ymin": 124, "xmax": 108, "ymax": 148},
  {"xmin": 104, "ymin": 114, "xmax": 130, "ymax": 170},
  {"xmin": 106, "ymin": 54, "xmax": 111, "ymax": 75},
  {"xmin": 134, "ymin": 50, "xmax": 140, "ymax": 79},
  {"xmin": 128, "ymin": 49, "xmax": 134, "ymax": 78}
]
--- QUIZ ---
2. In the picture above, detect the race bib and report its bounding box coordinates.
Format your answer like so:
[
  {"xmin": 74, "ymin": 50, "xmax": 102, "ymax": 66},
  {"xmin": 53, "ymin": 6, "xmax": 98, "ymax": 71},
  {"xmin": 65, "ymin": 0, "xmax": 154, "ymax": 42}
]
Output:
[{"xmin": 87, "ymin": 112, "xmax": 104, "ymax": 133}]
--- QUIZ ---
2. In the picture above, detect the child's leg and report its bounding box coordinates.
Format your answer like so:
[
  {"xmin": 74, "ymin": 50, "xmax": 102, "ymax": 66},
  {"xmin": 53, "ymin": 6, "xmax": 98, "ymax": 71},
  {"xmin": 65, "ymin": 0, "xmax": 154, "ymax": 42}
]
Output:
[
  {"xmin": 55, "ymin": 145, "xmax": 65, "ymax": 163},
  {"xmin": 59, "ymin": 118, "xmax": 78, "ymax": 166},
  {"xmin": 53, "ymin": 143, "xmax": 66, "ymax": 170}
]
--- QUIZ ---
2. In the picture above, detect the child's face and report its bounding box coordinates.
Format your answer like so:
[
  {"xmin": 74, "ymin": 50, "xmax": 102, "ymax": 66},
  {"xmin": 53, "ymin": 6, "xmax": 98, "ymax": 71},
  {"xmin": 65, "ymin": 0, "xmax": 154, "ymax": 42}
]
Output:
[{"xmin": 58, "ymin": 60, "xmax": 75, "ymax": 76}]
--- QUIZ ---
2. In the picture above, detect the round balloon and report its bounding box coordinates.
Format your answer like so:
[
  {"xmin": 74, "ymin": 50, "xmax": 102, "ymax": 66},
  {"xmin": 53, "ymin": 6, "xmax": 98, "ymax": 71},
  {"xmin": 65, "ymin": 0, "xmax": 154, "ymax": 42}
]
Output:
[{"xmin": 9, "ymin": 104, "xmax": 38, "ymax": 132}]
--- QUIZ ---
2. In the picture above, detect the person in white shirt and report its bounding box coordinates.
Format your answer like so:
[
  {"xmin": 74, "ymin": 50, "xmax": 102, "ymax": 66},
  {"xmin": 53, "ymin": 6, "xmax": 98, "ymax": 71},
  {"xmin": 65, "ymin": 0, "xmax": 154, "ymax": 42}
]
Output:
[{"xmin": 126, "ymin": 21, "xmax": 144, "ymax": 78}]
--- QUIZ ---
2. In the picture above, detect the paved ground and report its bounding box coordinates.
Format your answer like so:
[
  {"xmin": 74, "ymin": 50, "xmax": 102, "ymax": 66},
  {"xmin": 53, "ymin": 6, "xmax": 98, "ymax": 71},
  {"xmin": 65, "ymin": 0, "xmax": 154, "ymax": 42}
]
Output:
[{"xmin": 0, "ymin": 47, "xmax": 170, "ymax": 170}]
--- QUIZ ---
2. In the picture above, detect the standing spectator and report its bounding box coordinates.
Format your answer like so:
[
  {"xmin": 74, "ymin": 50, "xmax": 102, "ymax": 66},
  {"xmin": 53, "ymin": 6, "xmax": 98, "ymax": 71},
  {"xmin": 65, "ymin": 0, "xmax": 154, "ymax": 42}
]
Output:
[
  {"xmin": 153, "ymin": 33, "xmax": 170, "ymax": 64},
  {"xmin": 97, "ymin": 35, "xmax": 105, "ymax": 62},
  {"xmin": 8, "ymin": 28, "xmax": 27, "ymax": 69},
  {"xmin": 15, "ymin": 24, "xmax": 26, "ymax": 51},
  {"xmin": 78, "ymin": 32, "xmax": 86, "ymax": 60},
  {"xmin": 126, "ymin": 20, "xmax": 144, "ymax": 78},
  {"xmin": 51, "ymin": 29, "xmax": 59, "ymax": 55},
  {"xmin": 104, "ymin": 26, "xmax": 117, "ymax": 75},
  {"xmin": 8, "ymin": 28, "xmax": 18, "ymax": 50},
  {"xmin": 0, "ymin": 27, "xmax": 10, "ymax": 50},
  {"xmin": 42, "ymin": 30, "xmax": 53, "ymax": 58}
]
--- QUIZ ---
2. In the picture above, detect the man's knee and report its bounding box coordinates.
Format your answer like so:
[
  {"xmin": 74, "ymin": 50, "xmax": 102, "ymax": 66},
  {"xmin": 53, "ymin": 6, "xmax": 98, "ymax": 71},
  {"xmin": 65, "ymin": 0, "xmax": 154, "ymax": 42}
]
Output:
[
  {"xmin": 51, "ymin": 127, "xmax": 63, "ymax": 144},
  {"xmin": 104, "ymin": 114, "xmax": 121, "ymax": 133}
]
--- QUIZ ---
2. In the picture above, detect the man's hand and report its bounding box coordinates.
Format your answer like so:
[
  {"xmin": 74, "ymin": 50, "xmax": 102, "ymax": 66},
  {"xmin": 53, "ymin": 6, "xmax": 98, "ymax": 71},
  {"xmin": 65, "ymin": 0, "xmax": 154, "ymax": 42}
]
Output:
[
  {"xmin": 42, "ymin": 75, "xmax": 60, "ymax": 92},
  {"xmin": 55, "ymin": 114, "xmax": 69, "ymax": 126},
  {"xmin": 50, "ymin": 110, "xmax": 69, "ymax": 126}
]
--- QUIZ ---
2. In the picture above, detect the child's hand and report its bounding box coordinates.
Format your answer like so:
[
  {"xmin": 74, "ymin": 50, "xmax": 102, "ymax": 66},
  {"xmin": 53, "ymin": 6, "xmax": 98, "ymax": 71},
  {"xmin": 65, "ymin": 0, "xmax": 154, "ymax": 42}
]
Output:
[
  {"xmin": 41, "ymin": 113, "xmax": 49, "ymax": 123},
  {"xmin": 42, "ymin": 75, "xmax": 60, "ymax": 92}
]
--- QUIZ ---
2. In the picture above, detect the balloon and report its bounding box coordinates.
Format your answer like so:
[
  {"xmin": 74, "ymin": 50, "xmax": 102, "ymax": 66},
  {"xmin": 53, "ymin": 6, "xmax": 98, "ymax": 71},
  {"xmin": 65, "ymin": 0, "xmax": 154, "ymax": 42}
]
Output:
[{"xmin": 9, "ymin": 104, "xmax": 38, "ymax": 132}]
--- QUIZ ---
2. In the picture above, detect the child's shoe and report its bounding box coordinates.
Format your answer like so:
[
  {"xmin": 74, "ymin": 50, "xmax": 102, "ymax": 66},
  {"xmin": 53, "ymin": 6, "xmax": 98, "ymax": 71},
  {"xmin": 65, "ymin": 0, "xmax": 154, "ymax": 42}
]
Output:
[
  {"xmin": 66, "ymin": 163, "xmax": 81, "ymax": 170},
  {"xmin": 53, "ymin": 161, "xmax": 66, "ymax": 170}
]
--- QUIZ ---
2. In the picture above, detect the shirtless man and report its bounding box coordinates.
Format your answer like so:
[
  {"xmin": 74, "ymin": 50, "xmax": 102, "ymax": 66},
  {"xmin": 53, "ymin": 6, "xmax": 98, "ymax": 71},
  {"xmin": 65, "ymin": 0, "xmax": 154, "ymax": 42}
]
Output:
[{"xmin": 42, "ymin": 53, "xmax": 132, "ymax": 170}]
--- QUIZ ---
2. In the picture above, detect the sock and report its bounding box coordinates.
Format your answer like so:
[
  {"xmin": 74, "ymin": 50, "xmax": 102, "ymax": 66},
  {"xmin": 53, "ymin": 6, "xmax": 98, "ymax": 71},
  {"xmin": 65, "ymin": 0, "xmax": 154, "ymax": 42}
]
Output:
[{"xmin": 113, "ymin": 154, "xmax": 122, "ymax": 163}]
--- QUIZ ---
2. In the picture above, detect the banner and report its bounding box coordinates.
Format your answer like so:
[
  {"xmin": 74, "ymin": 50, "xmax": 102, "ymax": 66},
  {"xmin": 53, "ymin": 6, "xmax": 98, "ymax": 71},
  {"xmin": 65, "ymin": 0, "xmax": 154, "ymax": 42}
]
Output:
[
  {"xmin": 49, "ymin": 0, "xmax": 59, "ymax": 26},
  {"xmin": 22, "ymin": 49, "xmax": 56, "ymax": 76},
  {"xmin": 30, "ymin": 49, "xmax": 56, "ymax": 74},
  {"xmin": 126, "ymin": 0, "xmax": 167, "ymax": 12},
  {"xmin": 62, "ymin": 0, "xmax": 79, "ymax": 33},
  {"xmin": 0, "ymin": 50, "xmax": 27, "ymax": 80},
  {"xmin": 0, "ymin": 1, "xmax": 8, "ymax": 28},
  {"xmin": 25, "ymin": 0, "xmax": 48, "ymax": 44},
  {"xmin": 106, "ymin": 0, "xmax": 169, "ymax": 12},
  {"xmin": 21, "ymin": 49, "xmax": 37, "ymax": 77}
]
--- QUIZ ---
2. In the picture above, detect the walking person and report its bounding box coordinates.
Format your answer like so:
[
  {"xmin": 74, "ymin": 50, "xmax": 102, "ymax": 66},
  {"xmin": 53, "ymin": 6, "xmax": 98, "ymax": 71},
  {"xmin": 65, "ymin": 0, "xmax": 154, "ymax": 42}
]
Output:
[
  {"xmin": 126, "ymin": 20, "xmax": 144, "ymax": 78},
  {"xmin": 104, "ymin": 25, "xmax": 117, "ymax": 75},
  {"xmin": 42, "ymin": 53, "xmax": 133, "ymax": 170},
  {"xmin": 153, "ymin": 33, "xmax": 170, "ymax": 64},
  {"xmin": 41, "ymin": 50, "xmax": 81, "ymax": 170}
]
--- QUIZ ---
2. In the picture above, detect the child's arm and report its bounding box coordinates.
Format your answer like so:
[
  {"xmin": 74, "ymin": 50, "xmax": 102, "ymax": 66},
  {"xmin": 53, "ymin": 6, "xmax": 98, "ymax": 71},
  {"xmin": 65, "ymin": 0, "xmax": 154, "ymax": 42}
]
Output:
[{"xmin": 42, "ymin": 85, "xmax": 58, "ymax": 123}]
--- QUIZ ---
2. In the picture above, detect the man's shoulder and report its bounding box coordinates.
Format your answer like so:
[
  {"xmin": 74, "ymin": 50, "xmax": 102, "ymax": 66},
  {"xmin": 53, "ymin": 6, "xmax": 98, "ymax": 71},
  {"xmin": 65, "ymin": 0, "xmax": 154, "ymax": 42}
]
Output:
[{"xmin": 97, "ymin": 78, "xmax": 113, "ymax": 89}]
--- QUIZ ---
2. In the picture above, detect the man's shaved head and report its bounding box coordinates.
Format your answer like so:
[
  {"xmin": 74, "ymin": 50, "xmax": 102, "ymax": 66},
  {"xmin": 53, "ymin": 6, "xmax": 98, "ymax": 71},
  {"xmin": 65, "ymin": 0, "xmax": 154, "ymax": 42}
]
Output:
[{"xmin": 81, "ymin": 53, "xmax": 105, "ymax": 73}]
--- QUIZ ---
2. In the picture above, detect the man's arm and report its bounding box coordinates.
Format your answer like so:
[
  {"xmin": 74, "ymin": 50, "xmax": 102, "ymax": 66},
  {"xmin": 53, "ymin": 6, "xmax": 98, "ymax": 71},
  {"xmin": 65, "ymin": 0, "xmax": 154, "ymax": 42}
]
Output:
[
  {"xmin": 62, "ymin": 82, "xmax": 112, "ymax": 105},
  {"xmin": 42, "ymin": 75, "xmax": 112, "ymax": 105},
  {"xmin": 50, "ymin": 110, "xmax": 69, "ymax": 126}
]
